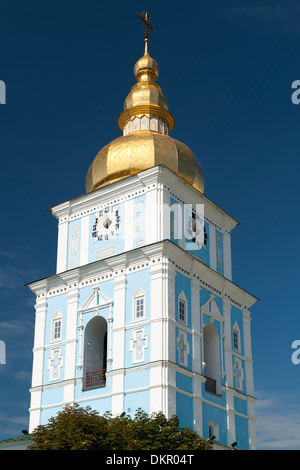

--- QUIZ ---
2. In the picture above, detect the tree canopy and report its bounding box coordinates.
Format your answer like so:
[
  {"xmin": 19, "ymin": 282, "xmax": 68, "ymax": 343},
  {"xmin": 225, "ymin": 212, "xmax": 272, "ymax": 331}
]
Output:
[{"xmin": 28, "ymin": 404, "xmax": 212, "ymax": 451}]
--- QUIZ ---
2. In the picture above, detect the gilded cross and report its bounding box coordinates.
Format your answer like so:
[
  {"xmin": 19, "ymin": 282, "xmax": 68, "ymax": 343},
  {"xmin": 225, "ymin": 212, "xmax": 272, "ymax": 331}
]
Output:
[{"xmin": 138, "ymin": 11, "xmax": 155, "ymax": 42}]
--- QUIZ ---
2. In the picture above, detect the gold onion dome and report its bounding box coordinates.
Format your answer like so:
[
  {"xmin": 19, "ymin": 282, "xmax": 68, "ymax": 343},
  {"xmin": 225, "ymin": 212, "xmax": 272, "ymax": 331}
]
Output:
[{"xmin": 85, "ymin": 41, "xmax": 205, "ymax": 194}]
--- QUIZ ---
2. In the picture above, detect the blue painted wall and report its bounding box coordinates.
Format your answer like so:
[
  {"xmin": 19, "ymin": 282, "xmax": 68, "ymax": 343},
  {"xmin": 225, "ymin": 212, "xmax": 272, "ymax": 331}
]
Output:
[
  {"xmin": 176, "ymin": 392, "xmax": 193, "ymax": 429},
  {"xmin": 202, "ymin": 402, "xmax": 227, "ymax": 445},
  {"xmin": 124, "ymin": 368, "xmax": 150, "ymax": 392},
  {"xmin": 234, "ymin": 396, "xmax": 248, "ymax": 415},
  {"xmin": 124, "ymin": 390, "xmax": 150, "ymax": 417},
  {"xmin": 235, "ymin": 414, "xmax": 249, "ymax": 450},
  {"xmin": 67, "ymin": 219, "xmax": 81, "ymax": 269},
  {"xmin": 133, "ymin": 195, "xmax": 146, "ymax": 248}
]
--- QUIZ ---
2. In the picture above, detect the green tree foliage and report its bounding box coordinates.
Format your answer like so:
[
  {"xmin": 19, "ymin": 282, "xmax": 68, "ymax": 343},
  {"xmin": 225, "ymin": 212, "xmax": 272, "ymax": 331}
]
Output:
[{"xmin": 28, "ymin": 404, "xmax": 212, "ymax": 450}]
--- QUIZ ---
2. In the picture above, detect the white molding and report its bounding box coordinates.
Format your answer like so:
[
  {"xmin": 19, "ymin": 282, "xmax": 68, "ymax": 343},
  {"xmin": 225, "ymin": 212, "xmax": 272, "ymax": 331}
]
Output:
[
  {"xmin": 79, "ymin": 215, "xmax": 89, "ymax": 267},
  {"xmin": 201, "ymin": 294, "xmax": 223, "ymax": 322},
  {"xmin": 79, "ymin": 287, "xmax": 113, "ymax": 313}
]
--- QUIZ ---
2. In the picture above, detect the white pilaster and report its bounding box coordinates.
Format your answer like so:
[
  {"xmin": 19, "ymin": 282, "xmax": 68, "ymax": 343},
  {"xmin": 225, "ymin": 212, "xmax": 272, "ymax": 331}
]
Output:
[
  {"xmin": 28, "ymin": 388, "xmax": 42, "ymax": 433},
  {"xmin": 209, "ymin": 225, "xmax": 217, "ymax": 271},
  {"xmin": 223, "ymin": 298, "xmax": 233, "ymax": 388},
  {"xmin": 62, "ymin": 286, "xmax": 79, "ymax": 404},
  {"xmin": 223, "ymin": 233, "xmax": 232, "ymax": 280},
  {"xmin": 191, "ymin": 280, "xmax": 201, "ymax": 374},
  {"xmin": 193, "ymin": 375, "xmax": 203, "ymax": 437},
  {"xmin": 146, "ymin": 186, "xmax": 159, "ymax": 245},
  {"xmin": 124, "ymin": 199, "xmax": 134, "ymax": 252},
  {"xmin": 243, "ymin": 312, "xmax": 254, "ymax": 397},
  {"xmin": 226, "ymin": 392, "xmax": 236, "ymax": 447},
  {"xmin": 150, "ymin": 260, "xmax": 164, "ymax": 362},
  {"xmin": 29, "ymin": 293, "xmax": 47, "ymax": 433},
  {"xmin": 111, "ymin": 269, "xmax": 126, "ymax": 416},
  {"xmin": 56, "ymin": 220, "xmax": 68, "ymax": 273},
  {"xmin": 247, "ymin": 397, "xmax": 257, "ymax": 450},
  {"xmin": 31, "ymin": 296, "xmax": 47, "ymax": 388},
  {"xmin": 79, "ymin": 215, "xmax": 90, "ymax": 266}
]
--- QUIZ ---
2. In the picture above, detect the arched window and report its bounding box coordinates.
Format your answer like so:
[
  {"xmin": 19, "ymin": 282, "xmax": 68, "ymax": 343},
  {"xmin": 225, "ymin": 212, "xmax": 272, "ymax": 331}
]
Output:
[
  {"xmin": 83, "ymin": 316, "xmax": 107, "ymax": 390},
  {"xmin": 158, "ymin": 119, "xmax": 164, "ymax": 134},
  {"xmin": 141, "ymin": 115, "xmax": 148, "ymax": 130},
  {"xmin": 133, "ymin": 116, "xmax": 140, "ymax": 132},
  {"xmin": 150, "ymin": 116, "xmax": 157, "ymax": 131},
  {"xmin": 203, "ymin": 323, "xmax": 220, "ymax": 395}
]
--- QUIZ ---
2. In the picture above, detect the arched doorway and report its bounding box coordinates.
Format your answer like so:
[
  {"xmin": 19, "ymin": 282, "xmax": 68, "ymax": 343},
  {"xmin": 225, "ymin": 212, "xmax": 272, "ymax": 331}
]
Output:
[
  {"xmin": 203, "ymin": 323, "xmax": 220, "ymax": 395},
  {"xmin": 83, "ymin": 316, "xmax": 107, "ymax": 389}
]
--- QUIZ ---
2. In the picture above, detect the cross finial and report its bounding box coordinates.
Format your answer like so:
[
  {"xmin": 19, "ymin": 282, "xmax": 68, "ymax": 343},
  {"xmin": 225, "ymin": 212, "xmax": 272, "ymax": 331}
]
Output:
[{"xmin": 138, "ymin": 11, "xmax": 155, "ymax": 53}]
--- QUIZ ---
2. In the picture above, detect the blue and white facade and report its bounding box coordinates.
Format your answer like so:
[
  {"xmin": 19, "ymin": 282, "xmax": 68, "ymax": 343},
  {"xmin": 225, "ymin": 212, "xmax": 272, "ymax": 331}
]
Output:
[{"xmin": 28, "ymin": 164, "xmax": 258, "ymax": 450}]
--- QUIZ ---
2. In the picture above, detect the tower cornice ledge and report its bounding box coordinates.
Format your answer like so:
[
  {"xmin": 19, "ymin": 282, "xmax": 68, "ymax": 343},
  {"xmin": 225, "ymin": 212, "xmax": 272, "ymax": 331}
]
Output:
[{"xmin": 26, "ymin": 240, "xmax": 258, "ymax": 311}]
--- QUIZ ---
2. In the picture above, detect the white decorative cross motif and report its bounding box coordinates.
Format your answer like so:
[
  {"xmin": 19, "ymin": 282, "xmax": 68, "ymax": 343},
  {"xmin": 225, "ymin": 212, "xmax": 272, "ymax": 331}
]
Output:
[
  {"xmin": 233, "ymin": 357, "xmax": 244, "ymax": 391},
  {"xmin": 48, "ymin": 348, "xmax": 63, "ymax": 381},
  {"xmin": 129, "ymin": 329, "xmax": 148, "ymax": 363},
  {"xmin": 177, "ymin": 330, "xmax": 190, "ymax": 367}
]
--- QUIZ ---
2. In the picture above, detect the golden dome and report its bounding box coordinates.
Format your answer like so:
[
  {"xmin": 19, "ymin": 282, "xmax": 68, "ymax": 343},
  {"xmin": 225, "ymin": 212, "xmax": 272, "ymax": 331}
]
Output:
[
  {"xmin": 86, "ymin": 132, "xmax": 205, "ymax": 193},
  {"xmin": 85, "ymin": 42, "xmax": 205, "ymax": 194}
]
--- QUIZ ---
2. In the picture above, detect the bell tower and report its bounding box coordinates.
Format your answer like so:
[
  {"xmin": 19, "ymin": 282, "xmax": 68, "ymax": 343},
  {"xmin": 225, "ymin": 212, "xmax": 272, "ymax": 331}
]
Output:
[{"xmin": 27, "ymin": 14, "xmax": 258, "ymax": 450}]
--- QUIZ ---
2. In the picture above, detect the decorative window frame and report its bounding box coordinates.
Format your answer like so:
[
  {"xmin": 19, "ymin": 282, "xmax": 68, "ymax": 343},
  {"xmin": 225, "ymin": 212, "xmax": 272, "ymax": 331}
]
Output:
[
  {"xmin": 178, "ymin": 290, "xmax": 188, "ymax": 326},
  {"xmin": 232, "ymin": 321, "xmax": 241, "ymax": 353},
  {"xmin": 133, "ymin": 288, "xmax": 146, "ymax": 322},
  {"xmin": 51, "ymin": 310, "xmax": 63, "ymax": 343}
]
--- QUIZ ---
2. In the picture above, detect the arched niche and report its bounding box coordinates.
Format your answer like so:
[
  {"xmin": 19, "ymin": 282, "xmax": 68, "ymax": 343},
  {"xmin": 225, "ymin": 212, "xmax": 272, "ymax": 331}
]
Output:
[
  {"xmin": 203, "ymin": 323, "xmax": 221, "ymax": 395},
  {"xmin": 83, "ymin": 316, "xmax": 107, "ymax": 389}
]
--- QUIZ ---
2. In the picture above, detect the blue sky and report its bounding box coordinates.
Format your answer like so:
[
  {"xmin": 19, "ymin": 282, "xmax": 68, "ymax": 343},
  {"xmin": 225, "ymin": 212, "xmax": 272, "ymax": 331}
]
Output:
[{"xmin": 0, "ymin": 0, "xmax": 300, "ymax": 450}]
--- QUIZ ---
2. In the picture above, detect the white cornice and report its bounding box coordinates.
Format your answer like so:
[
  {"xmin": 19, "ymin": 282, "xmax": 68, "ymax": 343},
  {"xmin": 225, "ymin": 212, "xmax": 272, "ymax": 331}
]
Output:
[
  {"xmin": 26, "ymin": 239, "xmax": 258, "ymax": 311},
  {"xmin": 48, "ymin": 165, "xmax": 239, "ymax": 234}
]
